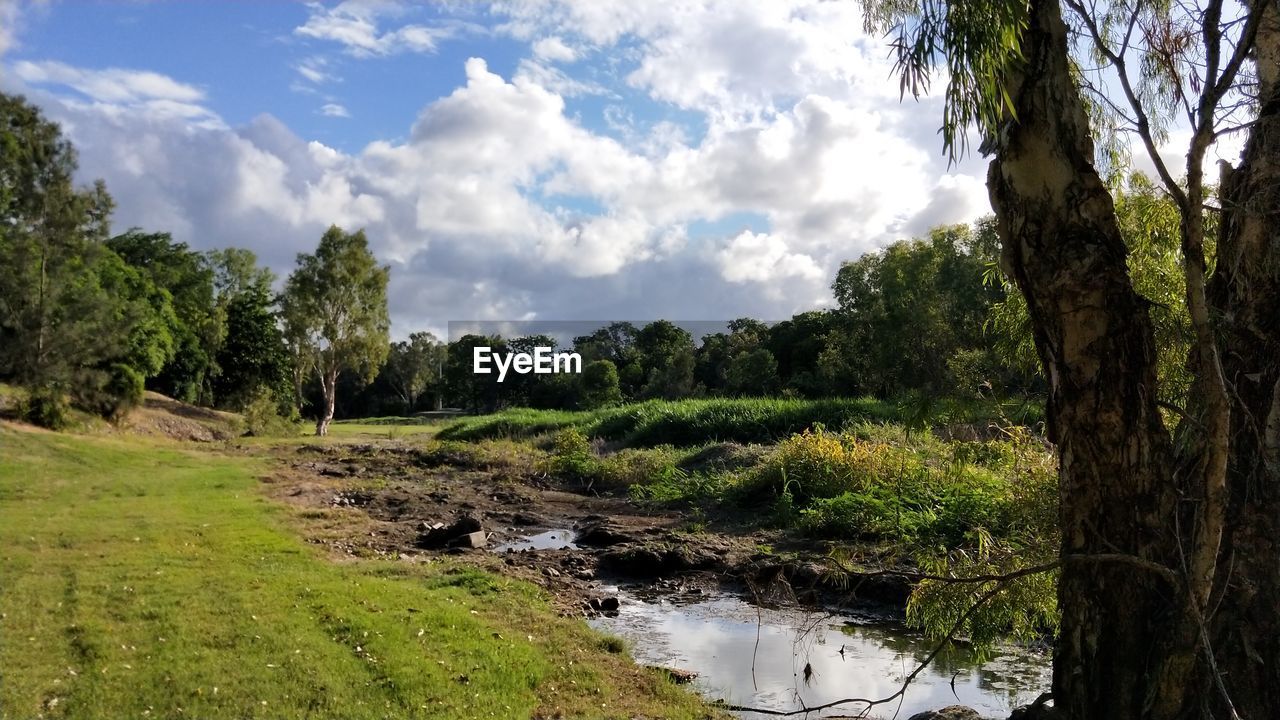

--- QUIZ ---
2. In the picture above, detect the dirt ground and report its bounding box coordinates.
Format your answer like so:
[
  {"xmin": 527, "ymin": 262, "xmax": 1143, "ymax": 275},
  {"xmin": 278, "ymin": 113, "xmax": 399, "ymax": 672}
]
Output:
[{"xmin": 255, "ymin": 440, "xmax": 915, "ymax": 618}]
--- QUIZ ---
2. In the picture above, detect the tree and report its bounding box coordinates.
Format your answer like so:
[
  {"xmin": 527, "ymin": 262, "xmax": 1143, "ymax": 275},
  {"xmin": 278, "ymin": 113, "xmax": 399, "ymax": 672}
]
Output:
[
  {"xmin": 831, "ymin": 224, "xmax": 1001, "ymax": 396},
  {"xmin": 207, "ymin": 247, "xmax": 274, "ymax": 300},
  {"xmin": 724, "ymin": 348, "xmax": 779, "ymax": 396},
  {"xmin": 444, "ymin": 334, "xmax": 505, "ymax": 412},
  {"xmin": 0, "ymin": 93, "xmax": 137, "ymax": 418},
  {"xmin": 875, "ymin": 0, "xmax": 1279, "ymax": 716},
  {"xmin": 282, "ymin": 226, "xmax": 390, "ymax": 436},
  {"xmin": 383, "ymin": 331, "xmax": 445, "ymax": 414},
  {"xmin": 213, "ymin": 284, "xmax": 291, "ymax": 412},
  {"xmin": 579, "ymin": 359, "xmax": 622, "ymax": 409},
  {"xmin": 107, "ymin": 230, "xmax": 221, "ymax": 403}
]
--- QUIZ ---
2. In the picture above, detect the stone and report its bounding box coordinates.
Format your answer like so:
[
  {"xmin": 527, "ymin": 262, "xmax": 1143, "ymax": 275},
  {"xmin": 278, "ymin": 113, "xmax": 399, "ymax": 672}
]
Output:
[
  {"xmin": 449, "ymin": 531, "xmax": 487, "ymax": 549},
  {"xmin": 906, "ymin": 707, "xmax": 982, "ymax": 720},
  {"xmin": 416, "ymin": 515, "xmax": 484, "ymax": 549}
]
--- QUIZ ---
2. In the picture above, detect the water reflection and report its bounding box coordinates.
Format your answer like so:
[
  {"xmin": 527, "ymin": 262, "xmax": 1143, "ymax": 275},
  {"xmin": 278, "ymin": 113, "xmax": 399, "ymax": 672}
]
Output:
[
  {"xmin": 494, "ymin": 529, "xmax": 578, "ymax": 552},
  {"xmin": 590, "ymin": 594, "xmax": 1050, "ymax": 718}
]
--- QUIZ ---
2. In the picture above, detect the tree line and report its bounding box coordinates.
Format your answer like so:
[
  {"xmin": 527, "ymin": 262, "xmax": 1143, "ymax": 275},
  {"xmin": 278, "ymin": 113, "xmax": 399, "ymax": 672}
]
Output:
[{"xmin": 2, "ymin": 90, "xmax": 1197, "ymax": 437}]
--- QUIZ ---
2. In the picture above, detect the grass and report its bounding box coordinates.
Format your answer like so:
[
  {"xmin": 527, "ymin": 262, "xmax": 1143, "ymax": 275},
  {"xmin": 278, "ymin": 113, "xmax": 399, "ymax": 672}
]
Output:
[
  {"xmin": 436, "ymin": 396, "xmax": 1041, "ymax": 448},
  {"xmin": 0, "ymin": 427, "xmax": 717, "ymax": 719}
]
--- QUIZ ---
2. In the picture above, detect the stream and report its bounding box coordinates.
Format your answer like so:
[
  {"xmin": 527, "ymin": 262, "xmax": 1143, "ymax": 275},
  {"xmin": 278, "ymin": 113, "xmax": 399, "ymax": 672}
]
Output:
[{"xmin": 590, "ymin": 591, "xmax": 1051, "ymax": 719}]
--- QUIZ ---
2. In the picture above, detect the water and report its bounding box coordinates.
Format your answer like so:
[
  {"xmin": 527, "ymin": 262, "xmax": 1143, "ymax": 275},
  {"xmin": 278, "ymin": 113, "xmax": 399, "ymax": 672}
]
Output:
[
  {"xmin": 591, "ymin": 593, "xmax": 1050, "ymax": 719},
  {"xmin": 494, "ymin": 529, "xmax": 579, "ymax": 552}
]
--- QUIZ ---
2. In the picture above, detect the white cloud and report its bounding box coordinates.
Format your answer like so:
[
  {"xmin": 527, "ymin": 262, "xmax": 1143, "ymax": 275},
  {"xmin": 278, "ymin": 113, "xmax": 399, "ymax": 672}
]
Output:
[
  {"xmin": 532, "ymin": 35, "xmax": 576, "ymax": 62},
  {"xmin": 3, "ymin": 0, "xmax": 1002, "ymax": 335},
  {"xmin": 294, "ymin": 56, "xmax": 337, "ymax": 85},
  {"xmin": 0, "ymin": 0, "xmax": 23, "ymax": 57},
  {"xmin": 319, "ymin": 102, "xmax": 350, "ymax": 118},
  {"xmin": 13, "ymin": 60, "xmax": 205, "ymax": 104},
  {"xmin": 716, "ymin": 230, "xmax": 823, "ymax": 284},
  {"xmin": 295, "ymin": 1, "xmax": 453, "ymax": 57}
]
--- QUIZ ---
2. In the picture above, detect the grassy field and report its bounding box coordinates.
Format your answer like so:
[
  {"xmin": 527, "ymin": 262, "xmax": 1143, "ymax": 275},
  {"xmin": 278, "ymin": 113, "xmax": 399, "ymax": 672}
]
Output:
[
  {"xmin": 436, "ymin": 396, "xmax": 1042, "ymax": 447},
  {"xmin": 0, "ymin": 426, "xmax": 715, "ymax": 720}
]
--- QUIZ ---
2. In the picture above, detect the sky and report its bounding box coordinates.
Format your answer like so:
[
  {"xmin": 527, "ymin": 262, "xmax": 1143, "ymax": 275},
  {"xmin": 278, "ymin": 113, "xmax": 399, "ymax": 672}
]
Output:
[{"xmin": 0, "ymin": 0, "xmax": 1004, "ymax": 338}]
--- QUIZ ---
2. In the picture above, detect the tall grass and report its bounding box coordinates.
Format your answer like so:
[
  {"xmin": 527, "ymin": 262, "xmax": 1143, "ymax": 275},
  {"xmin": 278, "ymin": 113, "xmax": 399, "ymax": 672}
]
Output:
[{"xmin": 437, "ymin": 396, "xmax": 1039, "ymax": 448}]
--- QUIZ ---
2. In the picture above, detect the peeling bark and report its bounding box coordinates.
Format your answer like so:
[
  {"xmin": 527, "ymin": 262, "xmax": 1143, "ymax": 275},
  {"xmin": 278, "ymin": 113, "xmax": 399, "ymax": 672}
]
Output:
[
  {"xmin": 986, "ymin": 1, "xmax": 1188, "ymax": 717},
  {"xmin": 1201, "ymin": 4, "xmax": 1280, "ymax": 716}
]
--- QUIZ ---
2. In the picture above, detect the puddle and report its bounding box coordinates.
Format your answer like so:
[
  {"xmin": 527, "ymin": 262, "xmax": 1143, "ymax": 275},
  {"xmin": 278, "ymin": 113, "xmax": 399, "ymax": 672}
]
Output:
[
  {"xmin": 590, "ymin": 593, "xmax": 1051, "ymax": 718},
  {"xmin": 495, "ymin": 529, "xmax": 579, "ymax": 552}
]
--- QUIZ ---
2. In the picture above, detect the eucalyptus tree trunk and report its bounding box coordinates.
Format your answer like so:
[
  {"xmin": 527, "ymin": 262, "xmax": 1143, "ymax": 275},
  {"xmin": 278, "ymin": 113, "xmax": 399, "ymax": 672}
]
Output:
[
  {"xmin": 1202, "ymin": 6, "xmax": 1280, "ymax": 716},
  {"xmin": 989, "ymin": 0, "xmax": 1280, "ymax": 717},
  {"xmin": 986, "ymin": 0, "xmax": 1190, "ymax": 716},
  {"xmin": 316, "ymin": 365, "xmax": 338, "ymax": 437}
]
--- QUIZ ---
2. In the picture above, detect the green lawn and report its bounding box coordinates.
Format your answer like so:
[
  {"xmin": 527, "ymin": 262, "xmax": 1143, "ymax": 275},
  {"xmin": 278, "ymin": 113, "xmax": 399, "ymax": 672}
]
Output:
[{"xmin": 0, "ymin": 426, "xmax": 714, "ymax": 719}]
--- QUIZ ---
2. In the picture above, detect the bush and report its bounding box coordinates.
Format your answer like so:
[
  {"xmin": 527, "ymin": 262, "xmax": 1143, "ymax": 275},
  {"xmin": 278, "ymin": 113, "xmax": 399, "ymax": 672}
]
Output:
[
  {"xmin": 242, "ymin": 386, "xmax": 299, "ymax": 437},
  {"xmin": 541, "ymin": 428, "xmax": 595, "ymax": 483},
  {"xmin": 70, "ymin": 364, "xmax": 144, "ymax": 421},
  {"xmin": 20, "ymin": 387, "xmax": 70, "ymax": 430},
  {"xmin": 742, "ymin": 428, "xmax": 918, "ymax": 504},
  {"xmin": 104, "ymin": 364, "xmax": 145, "ymax": 420},
  {"xmin": 800, "ymin": 489, "xmax": 937, "ymax": 542}
]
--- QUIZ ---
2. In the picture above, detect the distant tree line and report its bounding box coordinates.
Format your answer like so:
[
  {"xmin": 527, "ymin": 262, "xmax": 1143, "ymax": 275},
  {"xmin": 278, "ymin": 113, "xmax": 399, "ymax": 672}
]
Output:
[{"xmin": 1, "ymin": 91, "xmax": 1190, "ymax": 431}]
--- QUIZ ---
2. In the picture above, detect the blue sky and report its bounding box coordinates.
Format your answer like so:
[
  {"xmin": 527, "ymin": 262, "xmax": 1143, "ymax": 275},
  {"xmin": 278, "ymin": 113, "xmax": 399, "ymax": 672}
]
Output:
[{"xmin": 0, "ymin": 0, "xmax": 997, "ymax": 337}]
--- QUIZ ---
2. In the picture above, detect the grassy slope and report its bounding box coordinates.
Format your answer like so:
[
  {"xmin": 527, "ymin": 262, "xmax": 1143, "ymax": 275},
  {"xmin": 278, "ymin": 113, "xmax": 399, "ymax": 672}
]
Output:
[{"xmin": 0, "ymin": 428, "xmax": 713, "ymax": 720}]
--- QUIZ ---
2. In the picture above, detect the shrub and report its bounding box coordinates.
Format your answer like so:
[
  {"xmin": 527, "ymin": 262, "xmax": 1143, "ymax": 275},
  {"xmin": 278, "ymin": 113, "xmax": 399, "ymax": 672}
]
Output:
[
  {"xmin": 799, "ymin": 489, "xmax": 936, "ymax": 542},
  {"xmin": 541, "ymin": 428, "xmax": 596, "ymax": 483},
  {"xmin": 242, "ymin": 386, "xmax": 299, "ymax": 437},
  {"xmin": 20, "ymin": 387, "xmax": 70, "ymax": 430},
  {"xmin": 71, "ymin": 364, "xmax": 144, "ymax": 421},
  {"xmin": 742, "ymin": 428, "xmax": 916, "ymax": 504}
]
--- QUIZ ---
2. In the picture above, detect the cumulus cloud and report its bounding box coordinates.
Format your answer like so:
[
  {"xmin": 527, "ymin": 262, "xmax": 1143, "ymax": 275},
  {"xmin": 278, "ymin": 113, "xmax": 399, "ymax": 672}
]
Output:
[
  {"xmin": 2, "ymin": 0, "xmax": 1000, "ymax": 335},
  {"xmin": 717, "ymin": 230, "xmax": 823, "ymax": 284}
]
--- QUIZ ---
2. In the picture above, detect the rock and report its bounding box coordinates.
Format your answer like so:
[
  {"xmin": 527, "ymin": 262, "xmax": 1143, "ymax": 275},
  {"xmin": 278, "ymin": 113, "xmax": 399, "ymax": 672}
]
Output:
[
  {"xmin": 449, "ymin": 530, "xmax": 487, "ymax": 549},
  {"xmin": 544, "ymin": 567, "xmax": 561, "ymax": 578},
  {"xmin": 647, "ymin": 665, "xmax": 698, "ymax": 684},
  {"xmin": 906, "ymin": 707, "xmax": 982, "ymax": 720},
  {"xmin": 415, "ymin": 515, "xmax": 483, "ymax": 549},
  {"xmin": 585, "ymin": 596, "xmax": 621, "ymax": 615},
  {"xmin": 575, "ymin": 523, "xmax": 638, "ymax": 547}
]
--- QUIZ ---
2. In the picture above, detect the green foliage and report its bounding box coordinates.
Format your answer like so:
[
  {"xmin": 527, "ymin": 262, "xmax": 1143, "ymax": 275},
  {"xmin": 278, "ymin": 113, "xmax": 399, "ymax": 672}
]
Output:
[
  {"xmin": 18, "ymin": 387, "xmax": 70, "ymax": 430},
  {"xmin": 906, "ymin": 540, "xmax": 1060, "ymax": 651},
  {"xmin": 106, "ymin": 229, "xmax": 221, "ymax": 403},
  {"xmin": 0, "ymin": 93, "xmax": 129, "ymax": 396},
  {"xmin": 733, "ymin": 425, "xmax": 1055, "ymax": 548},
  {"xmin": 241, "ymin": 386, "xmax": 300, "ymax": 437},
  {"xmin": 580, "ymin": 359, "xmax": 623, "ymax": 409},
  {"xmin": 542, "ymin": 427, "xmax": 596, "ymax": 483},
  {"xmin": 984, "ymin": 174, "xmax": 1200, "ymax": 413},
  {"xmin": 866, "ymin": 0, "xmax": 1029, "ymax": 160},
  {"xmin": 69, "ymin": 363, "xmax": 145, "ymax": 421},
  {"xmin": 213, "ymin": 285, "xmax": 292, "ymax": 411},
  {"xmin": 829, "ymin": 221, "xmax": 1025, "ymax": 397},
  {"xmin": 440, "ymin": 396, "xmax": 1037, "ymax": 448},
  {"xmin": 724, "ymin": 348, "xmax": 779, "ymax": 395}
]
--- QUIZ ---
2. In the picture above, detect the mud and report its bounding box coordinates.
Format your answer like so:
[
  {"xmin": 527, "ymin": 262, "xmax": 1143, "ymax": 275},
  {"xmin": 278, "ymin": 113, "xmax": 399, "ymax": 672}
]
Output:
[{"xmin": 260, "ymin": 440, "xmax": 914, "ymax": 618}]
